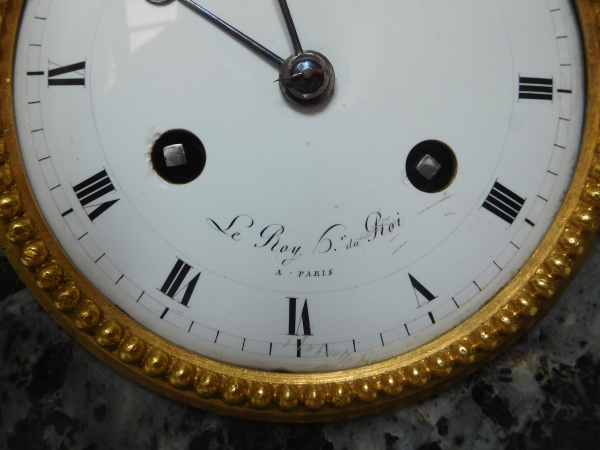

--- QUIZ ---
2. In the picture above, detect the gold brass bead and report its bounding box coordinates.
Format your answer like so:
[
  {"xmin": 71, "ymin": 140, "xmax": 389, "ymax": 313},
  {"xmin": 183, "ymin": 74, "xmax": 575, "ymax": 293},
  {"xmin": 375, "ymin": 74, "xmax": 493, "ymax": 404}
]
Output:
[
  {"xmin": 0, "ymin": 190, "xmax": 21, "ymax": 220},
  {"xmin": 495, "ymin": 311, "xmax": 519, "ymax": 335},
  {"xmin": 35, "ymin": 262, "xmax": 64, "ymax": 291},
  {"xmin": 379, "ymin": 372, "xmax": 404, "ymax": 397},
  {"xmin": 530, "ymin": 268, "xmax": 555, "ymax": 298},
  {"xmin": 353, "ymin": 378, "xmax": 378, "ymax": 403},
  {"xmin": 168, "ymin": 359, "xmax": 195, "ymax": 389},
  {"xmin": 403, "ymin": 363, "xmax": 429, "ymax": 388},
  {"xmin": 194, "ymin": 369, "xmax": 221, "ymax": 398},
  {"xmin": 544, "ymin": 253, "xmax": 572, "ymax": 278},
  {"xmin": 143, "ymin": 347, "xmax": 170, "ymax": 377},
  {"xmin": 502, "ymin": 300, "xmax": 521, "ymax": 319},
  {"xmin": 248, "ymin": 382, "xmax": 273, "ymax": 409},
  {"xmin": 94, "ymin": 319, "xmax": 124, "ymax": 348},
  {"xmin": 221, "ymin": 377, "xmax": 248, "ymax": 405},
  {"xmin": 583, "ymin": 181, "xmax": 600, "ymax": 203},
  {"xmin": 428, "ymin": 353, "xmax": 453, "ymax": 378},
  {"xmin": 513, "ymin": 293, "xmax": 539, "ymax": 317},
  {"xmin": 0, "ymin": 139, "xmax": 5, "ymax": 163},
  {"xmin": 118, "ymin": 333, "xmax": 147, "ymax": 363},
  {"xmin": 6, "ymin": 216, "xmax": 33, "ymax": 244},
  {"xmin": 573, "ymin": 205, "xmax": 598, "ymax": 231},
  {"xmin": 448, "ymin": 342, "xmax": 475, "ymax": 365},
  {"xmin": 447, "ymin": 333, "xmax": 478, "ymax": 365},
  {"xmin": 274, "ymin": 384, "xmax": 299, "ymax": 411},
  {"xmin": 477, "ymin": 324, "xmax": 498, "ymax": 350},
  {"xmin": 52, "ymin": 282, "xmax": 81, "ymax": 312},
  {"xmin": 559, "ymin": 229, "xmax": 584, "ymax": 255},
  {"xmin": 328, "ymin": 382, "xmax": 353, "ymax": 408},
  {"xmin": 20, "ymin": 240, "xmax": 48, "ymax": 268},
  {"xmin": 73, "ymin": 299, "xmax": 102, "ymax": 332},
  {"xmin": 0, "ymin": 163, "xmax": 12, "ymax": 192},
  {"xmin": 303, "ymin": 385, "xmax": 326, "ymax": 411}
]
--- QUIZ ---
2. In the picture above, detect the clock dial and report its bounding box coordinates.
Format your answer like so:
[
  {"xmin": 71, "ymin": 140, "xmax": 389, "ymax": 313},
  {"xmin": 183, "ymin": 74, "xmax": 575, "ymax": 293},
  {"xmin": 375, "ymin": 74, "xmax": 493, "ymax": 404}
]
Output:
[{"xmin": 12, "ymin": 0, "xmax": 585, "ymax": 374}]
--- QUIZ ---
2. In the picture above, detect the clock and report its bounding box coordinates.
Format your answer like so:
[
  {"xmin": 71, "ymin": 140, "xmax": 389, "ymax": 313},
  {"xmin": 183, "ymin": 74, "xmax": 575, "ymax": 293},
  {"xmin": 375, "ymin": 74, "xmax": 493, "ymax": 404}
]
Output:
[{"xmin": 0, "ymin": 0, "xmax": 598, "ymax": 422}]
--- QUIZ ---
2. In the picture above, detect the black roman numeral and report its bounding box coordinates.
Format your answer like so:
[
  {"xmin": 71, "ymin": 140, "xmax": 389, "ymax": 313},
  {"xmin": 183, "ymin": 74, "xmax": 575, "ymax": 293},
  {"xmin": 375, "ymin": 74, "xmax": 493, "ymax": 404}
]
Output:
[
  {"xmin": 48, "ymin": 61, "xmax": 86, "ymax": 86},
  {"xmin": 287, "ymin": 298, "xmax": 312, "ymax": 357},
  {"xmin": 519, "ymin": 77, "xmax": 553, "ymax": 101},
  {"xmin": 287, "ymin": 298, "xmax": 311, "ymax": 336},
  {"xmin": 409, "ymin": 274, "xmax": 437, "ymax": 307},
  {"xmin": 72, "ymin": 170, "xmax": 119, "ymax": 221},
  {"xmin": 482, "ymin": 181, "xmax": 526, "ymax": 225},
  {"xmin": 159, "ymin": 259, "xmax": 200, "ymax": 307}
]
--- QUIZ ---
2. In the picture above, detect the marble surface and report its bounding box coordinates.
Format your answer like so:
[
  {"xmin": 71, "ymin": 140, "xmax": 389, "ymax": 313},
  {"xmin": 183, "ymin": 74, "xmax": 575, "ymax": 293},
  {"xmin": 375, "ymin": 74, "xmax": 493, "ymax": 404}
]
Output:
[{"xmin": 0, "ymin": 239, "xmax": 599, "ymax": 450}]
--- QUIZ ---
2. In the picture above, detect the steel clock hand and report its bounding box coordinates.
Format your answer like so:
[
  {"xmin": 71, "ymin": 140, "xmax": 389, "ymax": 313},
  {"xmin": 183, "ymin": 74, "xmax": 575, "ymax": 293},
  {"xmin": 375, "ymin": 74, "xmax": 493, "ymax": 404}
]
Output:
[
  {"xmin": 274, "ymin": 0, "xmax": 335, "ymax": 106},
  {"xmin": 147, "ymin": 0, "xmax": 335, "ymax": 107},
  {"xmin": 147, "ymin": 0, "xmax": 284, "ymax": 67},
  {"xmin": 278, "ymin": 0, "xmax": 303, "ymax": 56}
]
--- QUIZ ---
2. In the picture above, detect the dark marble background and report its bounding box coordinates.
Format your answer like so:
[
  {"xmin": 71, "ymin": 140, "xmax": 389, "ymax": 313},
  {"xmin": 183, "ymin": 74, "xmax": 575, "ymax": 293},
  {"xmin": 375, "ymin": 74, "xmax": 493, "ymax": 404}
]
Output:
[{"xmin": 0, "ymin": 240, "xmax": 599, "ymax": 450}]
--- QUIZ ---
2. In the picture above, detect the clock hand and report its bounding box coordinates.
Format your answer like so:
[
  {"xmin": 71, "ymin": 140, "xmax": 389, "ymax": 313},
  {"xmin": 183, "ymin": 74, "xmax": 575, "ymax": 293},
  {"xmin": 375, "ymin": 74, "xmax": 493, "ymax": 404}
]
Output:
[
  {"xmin": 278, "ymin": 0, "xmax": 303, "ymax": 56},
  {"xmin": 146, "ymin": 0, "xmax": 335, "ymax": 107},
  {"xmin": 147, "ymin": 0, "xmax": 285, "ymax": 67},
  {"xmin": 274, "ymin": 0, "xmax": 335, "ymax": 106}
]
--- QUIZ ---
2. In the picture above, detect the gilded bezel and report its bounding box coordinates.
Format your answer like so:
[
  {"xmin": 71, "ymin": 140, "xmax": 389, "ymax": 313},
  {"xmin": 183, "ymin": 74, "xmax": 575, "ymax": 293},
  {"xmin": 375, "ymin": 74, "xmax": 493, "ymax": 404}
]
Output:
[{"xmin": 0, "ymin": 0, "xmax": 598, "ymax": 422}]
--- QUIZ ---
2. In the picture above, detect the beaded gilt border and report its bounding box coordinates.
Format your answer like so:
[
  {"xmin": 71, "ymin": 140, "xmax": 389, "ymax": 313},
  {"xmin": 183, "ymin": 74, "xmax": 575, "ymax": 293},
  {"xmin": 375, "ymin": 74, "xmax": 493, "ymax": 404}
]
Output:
[{"xmin": 0, "ymin": 0, "xmax": 599, "ymax": 422}]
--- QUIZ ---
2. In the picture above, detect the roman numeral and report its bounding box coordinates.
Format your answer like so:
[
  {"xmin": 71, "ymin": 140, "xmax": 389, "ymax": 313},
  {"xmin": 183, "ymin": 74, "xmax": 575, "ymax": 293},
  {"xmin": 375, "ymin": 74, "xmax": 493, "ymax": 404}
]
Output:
[
  {"xmin": 72, "ymin": 170, "xmax": 119, "ymax": 221},
  {"xmin": 287, "ymin": 298, "xmax": 312, "ymax": 336},
  {"xmin": 159, "ymin": 259, "xmax": 200, "ymax": 307},
  {"xmin": 287, "ymin": 298, "xmax": 312, "ymax": 358},
  {"xmin": 409, "ymin": 274, "xmax": 437, "ymax": 307},
  {"xmin": 482, "ymin": 181, "xmax": 526, "ymax": 225},
  {"xmin": 48, "ymin": 61, "xmax": 85, "ymax": 86},
  {"xmin": 519, "ymin": 76, "xmax": 553, "ymax": 101}
]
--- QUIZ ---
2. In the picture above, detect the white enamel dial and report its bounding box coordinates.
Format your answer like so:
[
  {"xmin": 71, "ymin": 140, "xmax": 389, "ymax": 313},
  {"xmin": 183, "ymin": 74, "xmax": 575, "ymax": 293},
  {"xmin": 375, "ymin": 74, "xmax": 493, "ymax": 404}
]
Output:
[{"xmin": 13, "ymin": 0, "xmax": 584, "ymax": 371}]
